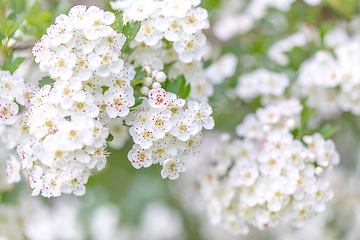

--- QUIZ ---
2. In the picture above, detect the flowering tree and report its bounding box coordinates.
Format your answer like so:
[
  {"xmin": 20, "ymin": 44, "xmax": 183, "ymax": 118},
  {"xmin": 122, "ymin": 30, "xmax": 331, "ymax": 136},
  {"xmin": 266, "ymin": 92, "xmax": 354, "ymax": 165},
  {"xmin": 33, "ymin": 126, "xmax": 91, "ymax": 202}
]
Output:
[{"xmin": 0, "ymin": 0, "xmax": 359, "ymax": 239}]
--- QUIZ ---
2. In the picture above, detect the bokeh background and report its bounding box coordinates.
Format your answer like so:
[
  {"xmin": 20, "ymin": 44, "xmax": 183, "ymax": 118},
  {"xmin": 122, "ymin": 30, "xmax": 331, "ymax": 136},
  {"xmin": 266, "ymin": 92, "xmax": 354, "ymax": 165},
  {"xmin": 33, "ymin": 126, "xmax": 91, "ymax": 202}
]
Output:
[{"xmin": 1, "ymin": 0, "xmax": 360, "ymax": 239}]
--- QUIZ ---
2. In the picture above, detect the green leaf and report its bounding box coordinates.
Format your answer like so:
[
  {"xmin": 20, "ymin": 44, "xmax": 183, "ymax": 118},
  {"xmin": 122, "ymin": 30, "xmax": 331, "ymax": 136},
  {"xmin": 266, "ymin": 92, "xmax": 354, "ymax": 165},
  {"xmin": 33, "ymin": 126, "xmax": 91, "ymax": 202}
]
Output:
[
  {"xmin": 132, "ymin": 97, "xmax": 143, "ymax": 109},
  {"xmin": 319, "ymin": 124, "xmax": 338, "ymax": 139},
  {"xmin": 323, "ymin": 0, "xmax": 359, "ymax": 18},
  {"xmin": 111, "ymin": 11, "xmax": 124, "ymax": 34},
  {"xmin": 301, "ymin": 101, "xmax": 316, "ymax": 130},
  {"xmin": 203, "ymin": 59, "xmax": 213, "ymax": 69},
  {"xmin": 38, "ymin": 76, "xmax": 55, "ymax": 88},
  {"xmin": 291, "ymin": 128, "xmax": 299, "ymax": 139},
  {"xmin": 26, "ymin": 2, "xmax": 52, "ymax": 39},
  {"xmin": 200, "ymin": 0, "xmax": 220, "ymax": 15},
  {"xmin": 2, "ymin": 55, "xmax": 24, "ymax": 73},
  {"xmin": 0, "ymin": 19, "xmax": 13, "ymax": 39},
  {"xmin": 121, "ymin": 20, "xmax": 141, "ymax": 54},
  {"xmin": 106, "ymin": 133, "xmax": 114, "ymax": 142},
  {"xmin": 163, "ymin": 75, "xmax": 191, "ymax": 99},
  {"xmin": 163, "ymin": 61, "xmax": 175, "ymax": 73},
  {"xmin": 131, "ymin": 66, "xmax": 147, "ymax": 86}
]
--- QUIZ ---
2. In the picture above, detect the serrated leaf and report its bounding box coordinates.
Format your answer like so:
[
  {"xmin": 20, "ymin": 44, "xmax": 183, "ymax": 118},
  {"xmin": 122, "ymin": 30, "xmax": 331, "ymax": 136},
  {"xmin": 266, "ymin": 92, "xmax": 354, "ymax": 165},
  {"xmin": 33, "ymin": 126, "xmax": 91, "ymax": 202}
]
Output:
[
  {"xmin": 121, "ymin": 20, "xmax": 141, "ymax": 54},
  {"xmin": 106, "ymin": 133, "xmax": 114, "ymax": 142},
  {"xmin": 38, "ymin": 76, "xmax": 54, "ymax": 88},
  {"xmin": 319, "ymin": 124, "xmax": 338, "ymax": 139},
  {"xmin": 2, "ymin": 55, "xmax": 24, "ymax": 73},
  {"xmin": 111, "ymin": 11, "xmax": 124, "ymax": 34}
]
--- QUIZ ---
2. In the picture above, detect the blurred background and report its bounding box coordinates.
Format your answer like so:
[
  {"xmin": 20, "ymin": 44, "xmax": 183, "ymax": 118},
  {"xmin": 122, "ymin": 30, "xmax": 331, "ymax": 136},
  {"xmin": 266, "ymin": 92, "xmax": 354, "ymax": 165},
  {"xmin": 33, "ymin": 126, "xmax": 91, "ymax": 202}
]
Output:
[{"xmin": 1, "ymin": 0, "xmax": 360, "ymax": 239}]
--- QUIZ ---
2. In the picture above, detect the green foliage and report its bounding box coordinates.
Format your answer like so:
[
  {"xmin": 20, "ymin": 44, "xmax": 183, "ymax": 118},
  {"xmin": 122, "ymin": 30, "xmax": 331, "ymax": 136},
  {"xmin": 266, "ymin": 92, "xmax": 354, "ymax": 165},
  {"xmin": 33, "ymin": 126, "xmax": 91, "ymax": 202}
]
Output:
[
  {"xmin": 200, "ymin": 0, "xmax": 221, "ymax": 15},
  {"xmin": 26, "ymin": 2, "xmax": 52, "ymax": 39},
  {"xmin": 319, "ymin": 124, "xmax": 338, "ymax": 139},
  {"xmin": 131, "ymin": 66, "xmax": 148, "ymax": 86},
  {"xmin": 291, "ymin": 101, "xmax": 316, "ymax": 139},
  {"xmin": 323, "ymin": 0, "xmax": 359, "ymax": 18},
  {"xmin": 38, "ymin": 76, "xmax": 54, "ymax": 88},
  {"xmin": 111, "ymin": 11, "xmax": 124, "ymax": 34},
  {"xmin": 203, "ymin": 59, "xmax": 213, "ymax": 69},
  {"xmin": 163, "ymin": 75, "xmax": 191, "ymax": 99},
  {"xmin": 0, "ymin": 17, "xmax": 25, "ymax": 39},
  {"xmin": 112, "ymin": 12, "xmax": 141, "ymax": 55},
  {"xmin": 106, "ymin": 133, "xmax": 114, "ymax": 142},
  {"xmin": 2, "ymin": 55, "xmax": 24, "ymax": 73},
  {"xmin": 132, "ymin": 97, "xmax": 144, "ymax": 109}
]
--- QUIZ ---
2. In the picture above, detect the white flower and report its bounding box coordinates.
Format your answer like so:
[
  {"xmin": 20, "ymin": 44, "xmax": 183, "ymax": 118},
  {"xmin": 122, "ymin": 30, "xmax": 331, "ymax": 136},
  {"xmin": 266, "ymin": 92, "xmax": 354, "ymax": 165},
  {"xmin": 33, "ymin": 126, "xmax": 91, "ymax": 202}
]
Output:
[
  {"xmin": 48, "ymin": 46, "xmax": 76, "ymax": 80},
  {"xmin": 258, "ymin": 150, "xmax": 285, "ymax": 177},
  {"xmin": 263, "ymin": 176, "xmax": 296, "ymax": 212},
  {"xmin": 167, "ymin": 92, "xmax": 185, "ymax": 115},
  {"xmin": 6, "ymin": 155, "xmax": 21, "ymax": 184},
  {"xmin": 306, "ymin": 178, "xmax": 333, "ymax": 212},
  {"xmin": 60, "ymin": 163, "xmax": 89, "ymax": 196},
  {"xmin": 128, "ymin": 144, "xmax": 153, "ymax": 169},
  {"xmin": 41, "ymin": 172, "xmax": 62, "ymax": 198},
  {"xmin": 25, "ymin": 166, "xmax": 44, "ymax": 196},
  {"xmin": 88, "ymin": 47, "xmax": 124, "ymax": 78},
  {"xmin": 104, "ymin": 86, "xmax": 135, "ymax": 118},
  {"xmin": 129, "ymin": 123, "xmax": 158, "ymax": 149},
  {"xmin": 83, "ymin": 6, "xmax": 115, "ymax": 40},
  {"xmin": 150, "ymin": 137, "xmax": 177, "ymax": 164},
  {"xmin": 163, "ymin": 17, "xmax": 183, "ymax": 42},
  {"xmin": 0, "ymin": 71, "xmax": 25, "ymax": 100},
  {"xmin": 148, "ymin": 88, "xmax": 171, "ymax": 110},
  {"xmin": 160, "ymin": 0, "xmax": 191, "ymax": 18},
  {"xmin": 68, "ymin": 5, "xmax": 88, "ymax": 29},
  {"xmin": 0, "ymin": 98, "xmax": 19, "ymax": 125},
  {"xmin": 185, "ymin": 101, "xmax": 214, "ymax": 130},
  {"xmin": 161, "ymin": 157, "xmax": 186, "ymax": 180},
  {"xmin": 136, "ymin": 19, "xmax": 164, "ymax": 46},
  {"xmin": 47, "ymin": 14, "xmax": 74, "ymax": 47},
  {"xmin": 229, "ymin": 160, "xmax": 259, "ymax": 187},
  {"xmin": 144, "ymin": 110, "xmax": 172, "ymax": 139},
  {"xmin": 179, "ymin": 7, "xmax": 208, "ymax": 34},
  {"xmin": 173, "ymin": 31, "xmax": 206, "ymax": 63},
  {"xmin": 205, "ymin": 54, "xmax": 238, "ymax": 85},
  {"xmin": 170, "ymin": 115, "xmax": 199, "ymax": 141},
  {"xmin": 258, "ymin": 71, "xmax": 289, "ymax": 96}
]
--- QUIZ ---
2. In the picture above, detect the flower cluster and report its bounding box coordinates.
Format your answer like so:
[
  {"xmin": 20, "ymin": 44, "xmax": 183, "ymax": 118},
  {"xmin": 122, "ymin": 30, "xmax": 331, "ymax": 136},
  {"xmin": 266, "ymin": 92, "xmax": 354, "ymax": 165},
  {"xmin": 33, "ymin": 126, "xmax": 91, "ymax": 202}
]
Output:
[
  {"xmin": 205, "ymin": 53, "xmax": 238, "ymax": 85},
  {"xmin": 0, "ymin": 71, "xmax": 38, "ymax": 147},
  {"xmin": 109, "ymin": 0, "xmax": 215, "ymax": 103},
  {"xmin": 294, "ymin": 30, "xmax": 360, "ymax": 118},
  {"xmin": 17, "ymin": 5, "xmax": 135, "ymax": 198},
  {"xmin": 236, "ymin": 68, "xmax": 289, "ymax": 102},
  {"xmin": 0, "ymin": 71, "xmax": 39, "ymax": 186},
  {"xmin": 126, "ymin": 87, "xmax": 214, "ymax": 180},
  {"xmin": 212, "ymin": 0, "xmax": 321, "ymax": 41},
  {"xmin": 110, "ymin": 0, "xmax": 209, "ymax": 63},
  {"xmin": 198, "ymin": 99, "xmax": 339, "ymax": 235}
]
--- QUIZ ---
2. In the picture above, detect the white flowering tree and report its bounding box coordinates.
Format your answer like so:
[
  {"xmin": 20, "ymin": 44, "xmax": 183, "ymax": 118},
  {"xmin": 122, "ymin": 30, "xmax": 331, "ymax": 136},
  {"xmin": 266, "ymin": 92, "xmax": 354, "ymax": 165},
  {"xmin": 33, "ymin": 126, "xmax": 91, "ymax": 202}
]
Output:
[{"xmin": 0, "ymin": 0, "xmax": 360, "ymax": 239}]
